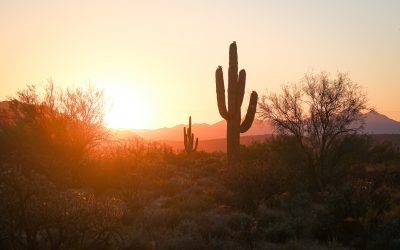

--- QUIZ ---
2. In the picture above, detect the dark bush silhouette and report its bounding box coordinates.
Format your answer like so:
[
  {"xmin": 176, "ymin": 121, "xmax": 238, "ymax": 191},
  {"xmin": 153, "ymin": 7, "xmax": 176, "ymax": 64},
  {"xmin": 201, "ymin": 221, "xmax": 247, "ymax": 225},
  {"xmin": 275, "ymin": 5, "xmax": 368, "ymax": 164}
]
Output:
[
  {"xmin": 0, "ymin": 71, "xmax": 398, "ymax": 249},
  {"xmin": 0, "ymin": 83, "xmax": 108, "ymax": 185},
  {"xmin": 259, "ymin": 72, "xmax": 369, "ymax": 190},
  {"xmin": 0, "ymin": 163, "xmax": 125, "ymax": 250}
]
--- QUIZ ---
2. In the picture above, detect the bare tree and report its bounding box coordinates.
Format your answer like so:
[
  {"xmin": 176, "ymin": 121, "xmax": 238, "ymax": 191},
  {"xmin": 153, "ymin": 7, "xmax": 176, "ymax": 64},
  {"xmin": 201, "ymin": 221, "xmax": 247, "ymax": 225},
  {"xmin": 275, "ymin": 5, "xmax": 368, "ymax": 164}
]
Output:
[
  {"xmin": 258, "ymin": 72, "xmax": 369, "ymax": 190},
  {"xmin": 11, "ymin": 82, "xmax": 108, "ymax": 150},
  {"xmin": 0, "ymin": 82, "xmax": 109, "ymax": 184}
]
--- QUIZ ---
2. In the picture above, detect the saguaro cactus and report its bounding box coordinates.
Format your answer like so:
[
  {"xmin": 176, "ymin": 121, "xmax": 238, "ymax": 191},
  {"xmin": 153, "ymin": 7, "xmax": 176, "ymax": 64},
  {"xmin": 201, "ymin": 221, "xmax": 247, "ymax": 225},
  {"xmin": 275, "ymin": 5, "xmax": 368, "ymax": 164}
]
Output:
[
  {"xmin": 215, "ymin": 41, "xmax": 258, "ymax": 167},
  {"xmin": 184, "ymin": 116, "xmax": 198, "ymax": 153}
]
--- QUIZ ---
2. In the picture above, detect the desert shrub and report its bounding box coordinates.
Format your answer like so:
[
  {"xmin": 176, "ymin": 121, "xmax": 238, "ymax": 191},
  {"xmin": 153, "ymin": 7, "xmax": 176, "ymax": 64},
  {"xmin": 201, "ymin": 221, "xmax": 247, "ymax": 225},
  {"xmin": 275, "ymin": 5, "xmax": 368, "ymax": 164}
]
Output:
[
  {"xmin": 81, "ymin": 138, "xmax": 178, "ymax": 193},
  {"xmin": 226, "ymin": 212, "xmax": 258, "ymax": 243},
  {"xmin": 159, "ymin": 185, "xmax": 214, "ymax": 215},
  {"xmin": 257, "ymin": 207, "xmax": 293, "ymax": 243},
  {"xmin": 313, "ymin": 184, "xmax": 367, "ymax": 245},
  {"xmin": 257, "ymin": 206, "xmax": 287, "ymax": 227},
  {"xmin": 259, "ymin": 72, "xmax": 369, "ymax": 190},
  {"xmin": 259, "ymin": 240, "xmax": 350, "ymax": 250},
  {"xmin": 196, "ymin": 209, "xmax": 258, "ymax": 248},
  {"xmin": 240, "ymin": 135, "xmax": 374, "ymax": 194},
  {"xmin": 190, "ymin": 155, "xmax": 223, "ymax": 179},
  {"xmin": 312, "ymin": 175, "xmax": 395, "ymax": 248},
  {"xmin": 240, "ymin": 137, "xmax": 311, "ymax": 193},
  {"xmin": 222, "ymin": 162, "xmax": 278, "ymax": 211},
  {"xmin": 368, "ymin": 141, "xmax": 399, "ymax": 164},
  {"xmin": 367, "ymin": 216, "xmax": 400, "ymax": 250},
  {"xmin": 280, "ymin": 193, "xmax": 322, "ymax": 239},
  {"xmin": 199, "ymin": 210, "xmax": 233, "ymax": 241},
  {"xmin": 262, "ymin": 221, "xmax": 295, "ymax": 243},
  {"xmin": 256, "ymin": 193, "xmax": 322, "ymax": 243},
  {"xmin": 123, "ymin": 228, "xmax": 152, "ymax": 250},
  {"xmin": 239, "ymin": 140, "xmax": 271, "ymax": 164},
  {"xmin": 0, "ymin": 164, "xmax": 57, "ymax": 249},
  {"xmin": 223, "ymin": 138, "xmax": 310, "ymax": 211},
  {"xmin": 265, "ymin": 137, "xmax": 311, "ymax": 192},
  {"xmin": 141, "ymin": 207, "xmax": 187, "ymax": 231},
  {"xmin": 159, "ymin": 220, "xmax": 206, "ymax": 250},
  {"xmin": 324, "ymin": 135, "xmax": 372, "ymax": 185},
  {"xmin": 0, "ymin": 163, "xmax": 126, "ymax": 250},
  {"xmin": 171, "ymin": 151, "xmax": 224, "ymax": 179},
  {"xmin": 0, "ymin": 84, "xmax": 109, "ymax": 187}
]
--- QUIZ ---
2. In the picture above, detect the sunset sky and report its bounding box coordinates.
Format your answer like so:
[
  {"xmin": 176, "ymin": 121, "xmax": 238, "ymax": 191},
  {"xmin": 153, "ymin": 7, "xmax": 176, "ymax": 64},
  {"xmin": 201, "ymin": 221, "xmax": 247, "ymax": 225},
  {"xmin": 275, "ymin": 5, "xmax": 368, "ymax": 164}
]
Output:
[{"xmin": 1, "ymin": 0, "xmax": 399, "ymax": 129}]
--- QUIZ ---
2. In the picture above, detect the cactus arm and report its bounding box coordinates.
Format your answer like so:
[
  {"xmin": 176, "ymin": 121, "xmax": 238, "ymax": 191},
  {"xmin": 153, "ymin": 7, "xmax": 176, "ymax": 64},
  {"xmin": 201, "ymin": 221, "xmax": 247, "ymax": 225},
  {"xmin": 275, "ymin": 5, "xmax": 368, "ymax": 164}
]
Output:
[
  {"xmin": 240, "ymin": 91, "xmax": 258, "ymax": 133},
  {"xmin": 189, "ymin": 133, "xmax": 193, "ymax": 150},
  {"xmin": 184, "ymin": 127, "xmax": 188, "ymax": 149},
  {"xmin": 216, "ymin": 67, "xmax": 231, "ymax": 120},
  {"xmin": 228, "ymin": 42, "xmax": 238, "ymax": 115},
  {"xmin": 188, "ymin": 117, "xmax": 191, "ymax": 137},
  {"xmin": 183, "ymin": 116, "xmax": 198, "ymax": 153},
  {"xmin": 237, "ymin": 69, "xmax": 246, "ymax": 107},
  {"xmin": 188, "ymin": 116, "xmax": 192, "ymax": 148},
  {"xmin": 194, "ymin": 137, "xmax": 198, "ymax": 151}
]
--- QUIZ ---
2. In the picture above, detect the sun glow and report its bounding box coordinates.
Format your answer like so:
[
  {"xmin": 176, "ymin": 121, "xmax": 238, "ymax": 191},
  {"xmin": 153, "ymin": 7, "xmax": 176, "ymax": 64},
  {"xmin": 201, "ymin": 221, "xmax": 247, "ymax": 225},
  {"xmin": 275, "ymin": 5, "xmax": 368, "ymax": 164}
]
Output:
[{"xmin": 104, "ymin": 86, "xmax": 153, "ymax": 129}]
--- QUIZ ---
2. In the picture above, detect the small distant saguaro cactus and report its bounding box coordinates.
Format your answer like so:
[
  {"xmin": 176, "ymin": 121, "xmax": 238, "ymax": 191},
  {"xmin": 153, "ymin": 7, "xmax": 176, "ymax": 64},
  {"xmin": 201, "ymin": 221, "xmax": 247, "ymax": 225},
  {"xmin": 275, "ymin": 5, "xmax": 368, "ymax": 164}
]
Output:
[
  {"xmin": 184, "ymin": 116, "xmax": 198, "ymax": 153},
  {"xmin": 215, "ymin": 42, "xmax": 258, "ymax": 167}
]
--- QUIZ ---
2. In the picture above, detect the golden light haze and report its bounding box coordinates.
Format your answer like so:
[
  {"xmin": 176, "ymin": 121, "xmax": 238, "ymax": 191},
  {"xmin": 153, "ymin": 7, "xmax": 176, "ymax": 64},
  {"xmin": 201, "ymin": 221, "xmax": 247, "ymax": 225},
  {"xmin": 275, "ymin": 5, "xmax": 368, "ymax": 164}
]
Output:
[{"xmin": 1, "ymin": 0, "xmax": 399, "ymax": 128}]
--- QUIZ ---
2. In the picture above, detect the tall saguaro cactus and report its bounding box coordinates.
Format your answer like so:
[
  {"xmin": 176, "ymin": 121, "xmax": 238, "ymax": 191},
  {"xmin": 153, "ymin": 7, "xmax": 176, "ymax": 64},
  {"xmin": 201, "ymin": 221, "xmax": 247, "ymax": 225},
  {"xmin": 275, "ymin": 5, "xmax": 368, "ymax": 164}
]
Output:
[
  {"xmin": 184, "ymin": 116, "xmax": 198, "ymax": 153},
  {"xmin": 215, "ymin": 42, "xmax": 258, "ymax": 167}
]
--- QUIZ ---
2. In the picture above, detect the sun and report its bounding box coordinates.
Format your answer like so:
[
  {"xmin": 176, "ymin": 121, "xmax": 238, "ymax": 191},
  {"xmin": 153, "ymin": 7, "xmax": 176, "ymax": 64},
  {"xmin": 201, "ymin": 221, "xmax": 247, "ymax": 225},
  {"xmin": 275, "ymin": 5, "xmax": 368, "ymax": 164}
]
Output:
[{"xmin": 104, "ymin": 86, "xmax": 153, "ymax": 129}]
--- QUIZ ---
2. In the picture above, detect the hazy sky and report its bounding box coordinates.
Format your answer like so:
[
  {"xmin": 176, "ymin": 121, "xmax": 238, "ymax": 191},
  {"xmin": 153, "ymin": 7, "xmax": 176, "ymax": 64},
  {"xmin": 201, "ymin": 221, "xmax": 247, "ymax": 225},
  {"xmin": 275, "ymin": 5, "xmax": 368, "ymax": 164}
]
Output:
[{"xmin": 1, "ymin": 0, "xmax": 399, "ymax": 128}]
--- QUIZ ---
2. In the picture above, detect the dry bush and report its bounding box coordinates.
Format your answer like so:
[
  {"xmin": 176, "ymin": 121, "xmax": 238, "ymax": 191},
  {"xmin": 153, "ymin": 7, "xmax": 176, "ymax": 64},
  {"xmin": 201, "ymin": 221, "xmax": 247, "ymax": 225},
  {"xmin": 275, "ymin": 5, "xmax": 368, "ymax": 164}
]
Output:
[
  {"xmin": 259, "ymin": 72, "xmax": 369, "ymax": 190},
  {"xmin": 0, "ymin": 163, "xmax": 126, "ymax": 250}
]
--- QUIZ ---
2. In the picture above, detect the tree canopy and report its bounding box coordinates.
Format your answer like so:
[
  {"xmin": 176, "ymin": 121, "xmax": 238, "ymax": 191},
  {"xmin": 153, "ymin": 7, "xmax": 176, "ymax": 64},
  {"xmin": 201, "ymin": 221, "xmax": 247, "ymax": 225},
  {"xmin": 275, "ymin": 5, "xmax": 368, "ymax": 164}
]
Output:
[{"xmin": 258, "ymin": 72, "xmax": 369, "ymax": 190}]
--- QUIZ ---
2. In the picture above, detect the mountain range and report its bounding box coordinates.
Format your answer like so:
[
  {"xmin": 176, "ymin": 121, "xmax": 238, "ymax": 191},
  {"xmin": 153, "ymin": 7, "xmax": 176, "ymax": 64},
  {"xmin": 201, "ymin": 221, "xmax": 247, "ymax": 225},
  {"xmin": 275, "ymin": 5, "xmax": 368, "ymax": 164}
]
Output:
[
  {"xmin": 121, "ymin": 110, "xmax": 400, "ymax": 142},
  {"xmin": 2, "ymin": 100, "xmax": 400, "ymax": 151},
  {"xmin": 108, "ymin": 110, "xmax": 400, "ymax": 152}
]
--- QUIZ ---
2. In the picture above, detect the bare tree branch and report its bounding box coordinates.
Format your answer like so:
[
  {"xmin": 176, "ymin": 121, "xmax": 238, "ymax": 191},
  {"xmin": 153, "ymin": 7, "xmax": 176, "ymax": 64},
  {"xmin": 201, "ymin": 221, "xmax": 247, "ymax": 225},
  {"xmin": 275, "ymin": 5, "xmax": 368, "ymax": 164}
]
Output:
[{"xmin": 258, "ymin": 72, "xmax": 369, "ymax": 190}]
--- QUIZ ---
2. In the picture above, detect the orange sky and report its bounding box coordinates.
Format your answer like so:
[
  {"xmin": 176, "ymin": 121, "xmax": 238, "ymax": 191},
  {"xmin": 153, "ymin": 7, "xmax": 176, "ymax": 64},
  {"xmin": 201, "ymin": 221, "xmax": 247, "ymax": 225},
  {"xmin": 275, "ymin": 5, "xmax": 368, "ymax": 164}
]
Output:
[{"xmin": 1, "ymin": 1, "xmax": 399, "ymax": 129}]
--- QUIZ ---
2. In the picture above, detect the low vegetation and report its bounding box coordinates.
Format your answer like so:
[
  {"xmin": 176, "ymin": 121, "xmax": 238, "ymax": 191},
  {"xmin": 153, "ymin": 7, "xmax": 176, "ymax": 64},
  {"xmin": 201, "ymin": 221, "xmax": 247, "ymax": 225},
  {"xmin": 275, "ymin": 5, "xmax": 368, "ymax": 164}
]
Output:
[{"xmin": 0, "ymin": 77, "xmax": 399, "ymax": 249}]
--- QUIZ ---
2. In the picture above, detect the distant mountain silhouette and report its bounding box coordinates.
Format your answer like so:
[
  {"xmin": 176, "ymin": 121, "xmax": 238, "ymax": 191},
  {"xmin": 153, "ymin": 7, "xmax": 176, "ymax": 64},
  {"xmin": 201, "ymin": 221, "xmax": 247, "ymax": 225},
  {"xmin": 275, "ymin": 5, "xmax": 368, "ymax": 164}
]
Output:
[
  {"xmin": 362, "ymin": 110, "xmax": 400, "ymax": 134},
  {"xmin": 127, "ymin": 110, "xmax": 400, "ymax": 141},
  {"xmin": 1, "ymin": 100, "xmax": 400, "ymax": 139},
  {"xmin": 128, "ymin": 118, "xmax": 274, "ymax": 141},
  {"xmin": 160, "ymin": 134, "xmax": 272, "ymax": 152}
]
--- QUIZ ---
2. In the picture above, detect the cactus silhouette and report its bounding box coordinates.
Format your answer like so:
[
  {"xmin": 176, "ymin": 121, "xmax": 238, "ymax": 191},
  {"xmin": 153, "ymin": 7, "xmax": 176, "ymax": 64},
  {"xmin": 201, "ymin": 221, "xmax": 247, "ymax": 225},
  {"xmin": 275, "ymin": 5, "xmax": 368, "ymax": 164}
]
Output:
[
  {"xmin": 215, "ymin": 42, "xmax": 258, "ymax": 167},
  {"xmin": 183, "ymin": 116, "xmax": 198, "ymax": 153}
]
